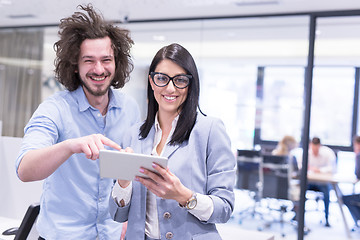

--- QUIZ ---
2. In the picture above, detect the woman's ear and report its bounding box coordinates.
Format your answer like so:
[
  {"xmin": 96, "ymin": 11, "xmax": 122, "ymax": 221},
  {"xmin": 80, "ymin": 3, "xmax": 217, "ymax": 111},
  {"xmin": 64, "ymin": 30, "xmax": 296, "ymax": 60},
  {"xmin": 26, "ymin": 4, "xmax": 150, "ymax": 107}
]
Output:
[{"xmin": 149, "ymin": 75, "xmax": 154, "ymax": 90}]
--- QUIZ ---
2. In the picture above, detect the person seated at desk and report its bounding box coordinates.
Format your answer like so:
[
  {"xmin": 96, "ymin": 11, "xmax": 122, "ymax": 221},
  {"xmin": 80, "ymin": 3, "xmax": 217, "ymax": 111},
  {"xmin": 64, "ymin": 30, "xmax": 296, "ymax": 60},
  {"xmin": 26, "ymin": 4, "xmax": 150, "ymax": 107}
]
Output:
[
  {"xmin": 272, "ymin": 135, "xmax": 298, "ymax": 156},
  {"xmin": 306, "ymin": 136, "xmax": 336, "ymax": 227},
  {"xmin": 272, "ymin": 135, "xmax": 300, "ymax": 179},
  {"xmin": 272, "ymin": 136, "xmax": 302, "ymax": 218},
  {"xmin": 342, "ymin": 135, "xmax": 360, "ymax": 228}
]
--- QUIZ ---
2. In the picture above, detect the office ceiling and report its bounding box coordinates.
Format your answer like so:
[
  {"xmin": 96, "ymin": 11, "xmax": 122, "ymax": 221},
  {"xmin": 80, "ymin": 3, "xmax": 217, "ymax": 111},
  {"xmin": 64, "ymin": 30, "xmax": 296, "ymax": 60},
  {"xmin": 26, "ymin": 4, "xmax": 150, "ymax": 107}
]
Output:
[{"xmin": 1, "ymin": 0, "xmax": 360, "ymax": 28}]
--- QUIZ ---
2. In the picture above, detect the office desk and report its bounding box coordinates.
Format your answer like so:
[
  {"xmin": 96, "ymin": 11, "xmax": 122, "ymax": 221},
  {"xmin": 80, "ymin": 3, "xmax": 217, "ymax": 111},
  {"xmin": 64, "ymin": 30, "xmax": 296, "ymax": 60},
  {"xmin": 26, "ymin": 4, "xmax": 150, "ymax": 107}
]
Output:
[{"xmin": 307, "ymin": 172, "xmax": 358, "ymax": 239}]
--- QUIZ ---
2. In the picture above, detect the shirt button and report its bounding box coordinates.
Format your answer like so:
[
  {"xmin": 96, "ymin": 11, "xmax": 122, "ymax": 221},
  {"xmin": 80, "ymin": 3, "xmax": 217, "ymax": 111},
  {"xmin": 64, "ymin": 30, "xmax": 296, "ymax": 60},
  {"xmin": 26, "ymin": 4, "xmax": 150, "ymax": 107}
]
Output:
[
  {"xmin": 165, "ymin": 232, "xmax": 173, "ymax": 239},
  {"xmin": 163, "ymin": 212, "xmax": 171, "ymax": 219},
  {"xmin": 97, "ymin": 113, "xmax": 101, "ymax": 117}
]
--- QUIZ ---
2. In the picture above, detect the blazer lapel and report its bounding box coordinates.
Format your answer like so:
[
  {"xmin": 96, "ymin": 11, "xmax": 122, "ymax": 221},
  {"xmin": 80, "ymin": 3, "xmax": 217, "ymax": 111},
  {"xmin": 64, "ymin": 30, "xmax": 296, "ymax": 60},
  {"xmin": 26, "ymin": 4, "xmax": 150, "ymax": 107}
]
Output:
[
  {"xmin": 141, "ymin": 126, "xmax": 155, "ymax": 155},
  {"xmin": 141, "ymin": 124, "xmax": 184, "ymax": 158},
  {"xmin": 162, "ymin": 142, "xmax": 182, "ymax": 159}
]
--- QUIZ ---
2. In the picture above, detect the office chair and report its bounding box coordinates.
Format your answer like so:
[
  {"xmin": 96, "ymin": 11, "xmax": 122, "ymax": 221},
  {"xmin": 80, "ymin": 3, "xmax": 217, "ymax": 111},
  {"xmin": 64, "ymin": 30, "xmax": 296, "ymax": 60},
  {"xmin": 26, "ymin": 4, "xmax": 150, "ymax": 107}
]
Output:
[
  {"xmin": 306, "ymin": 189, "xmax": 325, "ymax": 211},
  {"xmin": 259, "ymin": 154, "xmax": 296, "ymax": 237},
  {"xmin": 306, "ymin": 183, "xmax": 332, "ymax": 227},
  {"xmin": 2, "ymin": 203, "xmax": 40, "ymax": 240},
  {"xmin": 236, "ymin": 149, "xmax": 265, "ymax": 226}
]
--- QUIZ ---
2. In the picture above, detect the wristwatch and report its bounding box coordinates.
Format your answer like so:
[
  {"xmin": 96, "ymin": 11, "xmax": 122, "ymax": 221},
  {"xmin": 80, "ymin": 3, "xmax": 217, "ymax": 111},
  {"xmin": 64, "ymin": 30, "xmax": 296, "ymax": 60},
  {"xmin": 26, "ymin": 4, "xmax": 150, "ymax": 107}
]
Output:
[{"xmin": 180, "ymin": 192, "xmax": 197, "ymax": 210}]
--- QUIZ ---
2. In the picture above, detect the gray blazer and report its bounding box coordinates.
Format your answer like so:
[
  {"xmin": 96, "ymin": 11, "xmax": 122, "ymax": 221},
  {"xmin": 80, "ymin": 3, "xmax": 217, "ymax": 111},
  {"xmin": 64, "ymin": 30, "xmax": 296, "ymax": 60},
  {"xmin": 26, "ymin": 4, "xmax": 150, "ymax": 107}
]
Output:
[{"xmin": 109, "ymin": 114, "xmax": 236, "ymax": 240}]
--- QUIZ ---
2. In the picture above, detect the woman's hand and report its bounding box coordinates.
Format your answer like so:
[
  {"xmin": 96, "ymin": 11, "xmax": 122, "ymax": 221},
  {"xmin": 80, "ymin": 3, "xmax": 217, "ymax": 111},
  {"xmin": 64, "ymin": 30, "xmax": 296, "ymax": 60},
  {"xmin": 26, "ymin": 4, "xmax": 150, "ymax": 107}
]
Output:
[{"xmin": 135, "ymin": 163, "xmax": 192, "ymax": 205}]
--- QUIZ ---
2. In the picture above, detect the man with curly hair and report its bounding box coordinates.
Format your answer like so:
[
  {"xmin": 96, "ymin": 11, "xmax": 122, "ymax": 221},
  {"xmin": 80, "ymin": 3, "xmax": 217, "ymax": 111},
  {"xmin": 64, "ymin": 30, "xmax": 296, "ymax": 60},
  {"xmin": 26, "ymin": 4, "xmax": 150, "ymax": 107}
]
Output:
[{"xmin": 15, "ymin": 4, "xmax": 139, "ymax": 239}]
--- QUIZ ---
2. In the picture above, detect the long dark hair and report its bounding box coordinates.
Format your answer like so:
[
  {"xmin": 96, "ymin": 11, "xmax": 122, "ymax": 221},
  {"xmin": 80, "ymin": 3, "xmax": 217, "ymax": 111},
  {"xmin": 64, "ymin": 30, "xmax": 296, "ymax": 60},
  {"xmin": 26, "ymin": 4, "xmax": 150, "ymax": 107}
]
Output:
[
  {"xmin": 140, "ymin": 43, "xmax": 204, "ymax": 145},
  {"xmin": 54, "ymin": 4, "xmax": 133, "ymax": 91}
]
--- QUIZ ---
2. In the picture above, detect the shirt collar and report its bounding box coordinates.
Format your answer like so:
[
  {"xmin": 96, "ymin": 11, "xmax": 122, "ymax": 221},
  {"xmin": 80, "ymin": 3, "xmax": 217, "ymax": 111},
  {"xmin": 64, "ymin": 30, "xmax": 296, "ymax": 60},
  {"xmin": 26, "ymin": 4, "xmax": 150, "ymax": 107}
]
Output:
[{"xmin": 73, "ymin": 86, "xmax": 122, "ymax": 112}]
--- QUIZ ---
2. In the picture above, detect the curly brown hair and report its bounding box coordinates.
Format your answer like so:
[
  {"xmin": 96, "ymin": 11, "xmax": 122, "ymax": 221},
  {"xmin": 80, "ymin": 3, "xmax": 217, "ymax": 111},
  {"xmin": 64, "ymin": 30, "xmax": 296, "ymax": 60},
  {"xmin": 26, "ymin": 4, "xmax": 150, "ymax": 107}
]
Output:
[{"xmin": 54, "ymin": 4, "xmax": 134, "ymax": 91}]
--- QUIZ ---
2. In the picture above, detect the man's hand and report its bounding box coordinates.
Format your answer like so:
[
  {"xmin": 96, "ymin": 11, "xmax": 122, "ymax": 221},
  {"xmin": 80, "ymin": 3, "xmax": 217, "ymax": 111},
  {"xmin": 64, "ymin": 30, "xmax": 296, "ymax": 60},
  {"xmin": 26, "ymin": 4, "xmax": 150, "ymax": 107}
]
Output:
[
  {"xmin": 18, "ymin": 134, "xmax": 121, "ymax": 181},
  {"xmin": 67, "ymin": 134, "xmax": 121, "ymax": 160}
]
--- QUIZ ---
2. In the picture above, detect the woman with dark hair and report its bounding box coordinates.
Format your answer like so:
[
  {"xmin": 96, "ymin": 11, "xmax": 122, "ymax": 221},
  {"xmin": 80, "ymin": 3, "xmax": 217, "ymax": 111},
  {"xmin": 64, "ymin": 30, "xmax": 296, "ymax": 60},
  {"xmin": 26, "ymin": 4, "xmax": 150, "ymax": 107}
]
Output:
[{"xmin": 109, "ymin": 43, "xmax": 236, "ymax": 239}]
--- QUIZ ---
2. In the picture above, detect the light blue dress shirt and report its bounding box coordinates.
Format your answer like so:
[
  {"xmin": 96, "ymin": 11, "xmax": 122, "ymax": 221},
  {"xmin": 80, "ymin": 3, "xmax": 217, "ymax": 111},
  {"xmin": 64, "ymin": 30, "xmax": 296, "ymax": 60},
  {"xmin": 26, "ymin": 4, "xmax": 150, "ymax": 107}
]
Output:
[{"xmin": 16, "ymin": 86, "xmax": 140, "ymax": 239}]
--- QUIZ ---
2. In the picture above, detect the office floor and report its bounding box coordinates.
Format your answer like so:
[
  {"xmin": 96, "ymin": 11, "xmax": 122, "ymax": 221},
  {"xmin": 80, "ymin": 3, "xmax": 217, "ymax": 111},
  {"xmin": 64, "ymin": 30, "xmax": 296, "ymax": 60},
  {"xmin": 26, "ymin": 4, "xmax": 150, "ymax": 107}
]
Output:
[{"xmin": 219, "ymin": 188, "xmax": 360, "ymax": 240}]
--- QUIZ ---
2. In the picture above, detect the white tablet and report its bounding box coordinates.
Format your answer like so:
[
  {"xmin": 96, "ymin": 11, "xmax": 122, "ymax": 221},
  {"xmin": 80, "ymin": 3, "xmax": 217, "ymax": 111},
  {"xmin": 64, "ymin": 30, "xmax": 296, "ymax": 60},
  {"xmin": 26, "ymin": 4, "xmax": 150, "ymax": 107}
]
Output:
[{"xmin": 99, "ymin": 149, "xmax": 168, "ymax": 180}]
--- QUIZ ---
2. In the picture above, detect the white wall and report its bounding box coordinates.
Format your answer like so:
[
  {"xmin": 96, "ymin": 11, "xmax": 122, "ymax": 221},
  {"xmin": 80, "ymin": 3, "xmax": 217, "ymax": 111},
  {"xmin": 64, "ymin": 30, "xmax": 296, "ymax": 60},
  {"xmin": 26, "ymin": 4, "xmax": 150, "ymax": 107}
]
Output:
[{"xmin": 0, "ymin": 136, "xmax": 42, "ymax": 220}]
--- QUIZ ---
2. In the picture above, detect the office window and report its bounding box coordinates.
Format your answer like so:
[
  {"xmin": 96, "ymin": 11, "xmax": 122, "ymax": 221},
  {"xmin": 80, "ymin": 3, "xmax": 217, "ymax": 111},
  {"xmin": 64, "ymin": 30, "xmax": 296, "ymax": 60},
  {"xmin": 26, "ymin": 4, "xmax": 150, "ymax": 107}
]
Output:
[
  {"xmin": 198, "ymin": 16, "xmax": 309, "ymax": 149},
  {"xmin": 310, "ymin": 67, "xmax": 355, "ymax": 146},
  {"xmin": 261, "ymin": 66, "xmax": 305, "ymax": 142},
  {"xmin": 313, "ymin": 16, "xmax": 360, "ymax": 146},
  {"xmin": 200, "ymin": 63, "xmax": 257, "ymax": 150}
]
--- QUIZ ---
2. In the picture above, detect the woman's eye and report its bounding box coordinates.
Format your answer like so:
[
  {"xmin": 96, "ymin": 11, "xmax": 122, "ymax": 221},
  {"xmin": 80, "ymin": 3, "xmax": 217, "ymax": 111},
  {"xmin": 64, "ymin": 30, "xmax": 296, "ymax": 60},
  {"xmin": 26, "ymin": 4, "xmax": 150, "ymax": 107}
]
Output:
[{"xmin": 157, "ymin": 76, "xmax": 168, "ymax": 82}]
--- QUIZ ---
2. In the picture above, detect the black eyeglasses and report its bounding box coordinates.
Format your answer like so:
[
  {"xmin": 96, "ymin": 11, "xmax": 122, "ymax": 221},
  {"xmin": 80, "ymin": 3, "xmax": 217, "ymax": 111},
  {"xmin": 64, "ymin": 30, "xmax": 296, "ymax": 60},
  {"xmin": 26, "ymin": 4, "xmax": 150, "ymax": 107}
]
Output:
[{"xmin": 150, "ymin": 72, "xmax": 191, "ymax": 89}]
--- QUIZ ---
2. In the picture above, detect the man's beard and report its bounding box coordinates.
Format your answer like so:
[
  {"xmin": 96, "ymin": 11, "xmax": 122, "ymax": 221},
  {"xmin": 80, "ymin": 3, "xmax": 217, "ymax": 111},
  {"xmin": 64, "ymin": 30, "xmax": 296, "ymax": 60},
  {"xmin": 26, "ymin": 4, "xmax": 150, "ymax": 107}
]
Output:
[
  {"xmin": 80, "ymin": 74, "xmax": 112, "ymax": 96},
  {"xmin": 81, "ymin": 81, "xmax": 111, "ymax": 96}
]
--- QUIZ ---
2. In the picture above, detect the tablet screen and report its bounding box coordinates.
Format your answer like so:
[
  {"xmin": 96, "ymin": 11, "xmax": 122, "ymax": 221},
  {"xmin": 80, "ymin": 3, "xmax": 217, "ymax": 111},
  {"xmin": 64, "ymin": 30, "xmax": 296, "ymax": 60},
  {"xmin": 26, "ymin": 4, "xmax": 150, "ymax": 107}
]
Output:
[{"xmin": 99, "ymin": 149, "xmax": 168, "ymax": 180}]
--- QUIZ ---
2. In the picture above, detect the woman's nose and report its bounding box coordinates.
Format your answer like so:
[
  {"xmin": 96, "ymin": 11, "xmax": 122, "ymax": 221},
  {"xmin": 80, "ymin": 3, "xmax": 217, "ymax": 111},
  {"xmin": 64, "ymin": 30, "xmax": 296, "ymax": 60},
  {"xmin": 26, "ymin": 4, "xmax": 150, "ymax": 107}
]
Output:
[{"xmin": 166, "ymin": 79, "xmax": 176, "ymax": 91}]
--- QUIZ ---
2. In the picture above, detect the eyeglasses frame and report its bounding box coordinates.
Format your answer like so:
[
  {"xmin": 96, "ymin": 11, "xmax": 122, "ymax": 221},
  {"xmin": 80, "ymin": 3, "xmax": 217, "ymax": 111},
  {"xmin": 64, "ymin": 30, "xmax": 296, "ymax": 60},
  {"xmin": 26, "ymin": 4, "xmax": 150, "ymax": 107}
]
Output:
[{"xmin": 150, "ymin": 72, "xmax": 192, "ymax": 89}]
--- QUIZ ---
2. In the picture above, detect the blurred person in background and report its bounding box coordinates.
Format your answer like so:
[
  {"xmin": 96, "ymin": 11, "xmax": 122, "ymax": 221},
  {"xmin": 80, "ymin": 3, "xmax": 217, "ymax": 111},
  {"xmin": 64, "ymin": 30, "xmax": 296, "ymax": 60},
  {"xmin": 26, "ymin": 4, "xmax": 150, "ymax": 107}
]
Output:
[{"xmin": 342, "ymin": 135, "xmax": 360, "ymax": 229}]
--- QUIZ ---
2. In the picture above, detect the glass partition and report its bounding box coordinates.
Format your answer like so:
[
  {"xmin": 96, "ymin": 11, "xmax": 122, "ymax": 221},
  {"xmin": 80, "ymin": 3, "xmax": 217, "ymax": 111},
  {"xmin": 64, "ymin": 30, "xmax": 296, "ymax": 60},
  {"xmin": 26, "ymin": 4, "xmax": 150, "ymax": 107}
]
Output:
[
  {"xmin": 312, "ymin": 16, "xmax": 360, "ymax": 147},
  {"xmin": 261, "ymin": 66, "xmax": 305, "ymax": 143},
  {"xmin": 310, "ymin": 66, "xmax": 355, "ymax": 146}
]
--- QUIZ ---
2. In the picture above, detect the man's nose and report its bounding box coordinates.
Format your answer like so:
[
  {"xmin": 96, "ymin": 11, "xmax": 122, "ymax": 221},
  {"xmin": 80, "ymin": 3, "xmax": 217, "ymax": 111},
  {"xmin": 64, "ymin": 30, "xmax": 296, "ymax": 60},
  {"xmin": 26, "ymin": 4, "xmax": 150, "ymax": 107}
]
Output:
[{"xmin": 93, "ymin": 61, "xmax": 105, "ymax": 74}]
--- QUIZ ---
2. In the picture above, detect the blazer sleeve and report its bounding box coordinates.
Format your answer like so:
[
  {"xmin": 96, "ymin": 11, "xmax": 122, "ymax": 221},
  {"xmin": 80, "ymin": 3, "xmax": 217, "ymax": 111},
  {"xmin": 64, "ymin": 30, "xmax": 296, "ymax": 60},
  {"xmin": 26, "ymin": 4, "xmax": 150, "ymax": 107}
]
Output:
[
  {"xmin": 204, "ymin": 118, "xmax": 236, "ymax": 223},
  {"xmin": 109, "ymin": 191, "xmax": 130, "ymax": 223}
]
